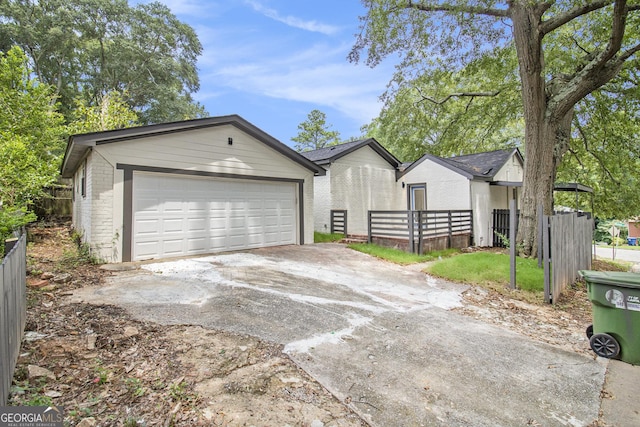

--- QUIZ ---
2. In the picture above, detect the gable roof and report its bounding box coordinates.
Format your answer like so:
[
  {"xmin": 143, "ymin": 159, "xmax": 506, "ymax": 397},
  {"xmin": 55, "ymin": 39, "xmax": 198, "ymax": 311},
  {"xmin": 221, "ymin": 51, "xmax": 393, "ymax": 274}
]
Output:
[
  {"xmin": 60, "ymin": 114, "xmax": 325, "ymax": 178},
  {"xmin": 300, "ymin": 138, "xmax": 401, "ymax": 168},
  {"xmin": 400, "ymin": 148, "xmax": 523, "ymax": 181}
]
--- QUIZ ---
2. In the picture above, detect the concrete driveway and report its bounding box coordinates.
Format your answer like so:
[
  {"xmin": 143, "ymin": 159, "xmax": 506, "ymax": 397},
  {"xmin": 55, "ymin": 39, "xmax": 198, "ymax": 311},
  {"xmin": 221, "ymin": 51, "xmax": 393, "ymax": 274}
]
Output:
[{"xmin": 70, "ymin": 244, "xmax": 605, "ymax": 426}]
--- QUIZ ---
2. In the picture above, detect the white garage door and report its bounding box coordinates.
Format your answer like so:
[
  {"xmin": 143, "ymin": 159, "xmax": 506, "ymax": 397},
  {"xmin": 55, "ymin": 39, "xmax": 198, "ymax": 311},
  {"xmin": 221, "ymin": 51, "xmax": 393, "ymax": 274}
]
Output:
[{"xmin": 132, "ymin": 173, "xmax": 297, "ymax": 261}]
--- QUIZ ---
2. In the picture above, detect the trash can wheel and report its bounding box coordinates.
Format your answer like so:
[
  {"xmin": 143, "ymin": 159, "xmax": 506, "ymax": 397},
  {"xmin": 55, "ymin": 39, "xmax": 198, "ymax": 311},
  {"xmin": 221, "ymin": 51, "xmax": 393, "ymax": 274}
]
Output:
[
  {"xmin": 586, "ymin": 324, "xmax": 593, "ymax": 339},
  {"xmin": 590, "ymin": 333, "xmax": 620, "ymax": 359}
]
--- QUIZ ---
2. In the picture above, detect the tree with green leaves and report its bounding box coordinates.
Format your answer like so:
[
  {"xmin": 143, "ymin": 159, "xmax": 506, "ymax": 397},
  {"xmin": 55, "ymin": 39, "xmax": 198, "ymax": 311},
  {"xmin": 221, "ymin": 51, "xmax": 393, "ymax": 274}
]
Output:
[
  {"xmin": 0, "ymin": 46, "xmax": 66, "ymax": 250},
  {"xmin": 351, "ymin": 1, "xmax": 640, "ymax": 256},
  {"xmin": 364, "ymin": 46, "xmax": 524, "ymax": 161},
  {"xmin": 292, "ymin": 109, "xmax": 341, "ymax": 152},
  {"xmin": 0, "ymin": 0, "xmax": 206, "ymax": 124},
  {"xmin": 68, "ymin": 90, "xmax": 139, "ymax": 134}
]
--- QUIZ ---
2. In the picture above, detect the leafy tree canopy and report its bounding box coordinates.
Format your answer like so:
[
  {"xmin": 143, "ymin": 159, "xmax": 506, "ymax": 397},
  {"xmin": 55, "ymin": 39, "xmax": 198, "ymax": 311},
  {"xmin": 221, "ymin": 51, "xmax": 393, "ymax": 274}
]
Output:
[
  {"xmin": 0, "ymin": 46, "xmax": 65, "ymax": 246},
  {"xmin": 352, "ymin": 0, "xmax": 640, "ymax": 255},
  {"xmin": 0, "ymin": 46, "xmax": 66, "ymax": 208},
  {"xmin": 292, "ymin": 109, "xmax": 341, "ymax": 152},
  {"xmin": 364, "ymin": 46, "xmax": 524, "ymax": 162},
  {"xmin": 68, "ymin": 90, "xmax": 139, "ymax": 134},
  {"xmin": 0, "ymin": 0, "xmax": 207, "ymax": 124}
]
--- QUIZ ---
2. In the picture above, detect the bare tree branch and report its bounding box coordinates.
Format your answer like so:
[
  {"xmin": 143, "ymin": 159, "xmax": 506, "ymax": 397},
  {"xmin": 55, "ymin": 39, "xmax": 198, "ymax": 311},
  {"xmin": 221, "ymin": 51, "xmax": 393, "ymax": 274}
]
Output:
[
  {"xmin": 541, "ymin": 1, "xmax": 612, "ymax": 35},
  {"xmin": 405, "ymin": 1, "xmax": 508, "ymax": 18},
  {"xmin": 416, "ymin": 88, "xmax": 501, "ymax": 105},
  {"xmin": 618, "ymin": 41, "xmax": 640, "ymax": 62}
]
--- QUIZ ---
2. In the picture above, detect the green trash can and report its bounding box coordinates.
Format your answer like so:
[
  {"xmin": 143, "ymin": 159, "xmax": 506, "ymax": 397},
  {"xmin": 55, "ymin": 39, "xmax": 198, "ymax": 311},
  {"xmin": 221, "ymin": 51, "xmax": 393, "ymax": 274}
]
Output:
[{"xmin": 580, "ymin": 270, "xmax": 640, "ymax": 365}]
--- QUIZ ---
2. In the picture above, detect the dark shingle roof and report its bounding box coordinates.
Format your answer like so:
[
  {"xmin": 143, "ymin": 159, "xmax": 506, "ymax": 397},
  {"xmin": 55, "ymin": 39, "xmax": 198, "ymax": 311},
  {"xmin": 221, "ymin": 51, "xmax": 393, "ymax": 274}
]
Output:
[
  {"xmin": 440, "ymin": 149, "xmax": 518, "ymax": 178},
  {"xmin": 400, "ymin": 148, "xmax": 523, "ymax": 180},
  {"xmin": 300, "ymin": 138, "xmax": 400, "ymax": 168}
]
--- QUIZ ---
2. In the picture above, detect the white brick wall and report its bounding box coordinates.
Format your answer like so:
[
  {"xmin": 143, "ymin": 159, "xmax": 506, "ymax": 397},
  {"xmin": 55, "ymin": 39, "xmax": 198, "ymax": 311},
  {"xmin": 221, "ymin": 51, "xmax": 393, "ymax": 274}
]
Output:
[
  {"xmin": 329, "ymin": 146, "xmax": 399, "ymax": 236},
  {"xmin": 313, "ymin": 170, "xmax": 332, "ymax": 233},
  {"xmin": 72, "ymin": 156, "xmax": 92, "ymax": 243},
  {"xmin": 89, "ymin": 152, "xmax": 115, "ymax": 261},
  {"xmin": 70, "ymin": 151, "xmax": 116, "ymax": 262}
]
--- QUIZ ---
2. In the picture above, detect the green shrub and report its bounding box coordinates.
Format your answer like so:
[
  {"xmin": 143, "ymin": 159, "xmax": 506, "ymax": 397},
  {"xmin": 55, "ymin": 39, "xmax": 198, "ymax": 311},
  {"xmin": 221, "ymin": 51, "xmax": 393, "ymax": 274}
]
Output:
[{"xmin": 0, "ymin": 206, "xmax": 36, "ymax": 257}]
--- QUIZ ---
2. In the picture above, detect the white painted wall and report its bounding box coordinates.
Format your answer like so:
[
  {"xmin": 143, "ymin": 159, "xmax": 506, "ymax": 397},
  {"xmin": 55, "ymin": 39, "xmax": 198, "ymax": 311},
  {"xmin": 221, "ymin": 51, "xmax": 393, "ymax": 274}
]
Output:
[
  {"xmin": 471, "ymin": 181, "xmax": 492, "ymax": 247},
  {"xmin": 329, "ymin": 146, "xmax": 399, "ymax": 236},
  {"xmin": 72, "ymin": 156, "xmax": 92, "ymax": 244},
  {"xmin": 312, "ymin": 169, "xmax": 331, "ymax": 233},
  {"xmin": 89, "ymin": 152, "xmax": 115, "ymax": 261},
  {"xmin": 399, "ymin": 160, "xmax": 471, "ymax": 211},
  {"xmin": 71, "ymin": 151, "xmax": 117, "ymax": 262},
  {"xmin": 494, "ymin": 152, "xmax": 524, "ymax": 182}
]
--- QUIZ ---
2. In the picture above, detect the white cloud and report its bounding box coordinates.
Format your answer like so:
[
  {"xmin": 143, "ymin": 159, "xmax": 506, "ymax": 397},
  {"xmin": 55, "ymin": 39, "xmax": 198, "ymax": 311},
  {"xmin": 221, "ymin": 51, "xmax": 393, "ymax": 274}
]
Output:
[
  {"xmin": 245, "ymin": 0, "xmax": 340, "ymax": 35},
  {"xmin": 208, "ymin": 43, "xmax": 392, "ymax": 125}
]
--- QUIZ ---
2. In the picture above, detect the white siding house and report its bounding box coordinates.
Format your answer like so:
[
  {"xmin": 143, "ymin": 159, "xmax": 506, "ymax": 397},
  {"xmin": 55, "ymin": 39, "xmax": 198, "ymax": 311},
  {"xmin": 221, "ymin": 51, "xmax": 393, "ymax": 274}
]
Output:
[
  {"xmin": 301, "ymin": 139, "xmax": 401, "ymax": 236},
  {"xmin": 398, "ymin": 149, "xmax": 524, "ymax": 247},
  {"xmin": 61, "ymin": 115, "xmax": 324, "ymax": 263}
]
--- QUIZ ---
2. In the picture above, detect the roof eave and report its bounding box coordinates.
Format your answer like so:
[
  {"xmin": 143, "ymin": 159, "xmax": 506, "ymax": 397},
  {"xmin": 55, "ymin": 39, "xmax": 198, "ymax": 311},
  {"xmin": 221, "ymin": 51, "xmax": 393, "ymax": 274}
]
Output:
[
  {"xmin": 399, "ymin": 153, "xmax": 475, "ymax": 180},
  {"xmin": 60, "ymin": 115, "xmax": 325, "ymax": 177}
]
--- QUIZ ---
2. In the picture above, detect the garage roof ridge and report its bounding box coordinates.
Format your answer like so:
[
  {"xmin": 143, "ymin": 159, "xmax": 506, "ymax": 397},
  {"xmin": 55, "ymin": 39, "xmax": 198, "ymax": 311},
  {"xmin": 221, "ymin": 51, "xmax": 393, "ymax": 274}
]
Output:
[{"xmin": 60, "ymin": 114, "xmax": 325, "ymax": 178}]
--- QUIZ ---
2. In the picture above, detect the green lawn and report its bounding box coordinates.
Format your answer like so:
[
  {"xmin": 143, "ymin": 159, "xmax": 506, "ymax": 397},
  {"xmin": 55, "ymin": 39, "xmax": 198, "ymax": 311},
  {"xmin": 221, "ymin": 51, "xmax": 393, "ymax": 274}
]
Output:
[
  {"xmin": 426, "ymin": 251, "xmax": 544, "ymax": 293},
  {"xmin": 347, "ymin": 244, "xmax": 544, "ymax": 297},
  {"xmin": 347, "ymin": 243, "xmax": 458, "ymax": 265},
  {"xmin": 314, "ymin": 232, "xmax": 345, "ymax": 243}
]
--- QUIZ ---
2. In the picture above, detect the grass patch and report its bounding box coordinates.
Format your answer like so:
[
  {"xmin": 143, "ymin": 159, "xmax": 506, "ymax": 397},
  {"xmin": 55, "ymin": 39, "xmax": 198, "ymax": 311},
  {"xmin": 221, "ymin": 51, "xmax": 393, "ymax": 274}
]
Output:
[
  {"xmin": 314, "ymin": 232, "xmax": 345, "ymax": 243},
  {"xmin": 426, "ymin": 252, "xmax": 544, "ymax": 293},
  {"xmin": 348, "ymin": 243, "xmax": 458, "ymax": 265}
]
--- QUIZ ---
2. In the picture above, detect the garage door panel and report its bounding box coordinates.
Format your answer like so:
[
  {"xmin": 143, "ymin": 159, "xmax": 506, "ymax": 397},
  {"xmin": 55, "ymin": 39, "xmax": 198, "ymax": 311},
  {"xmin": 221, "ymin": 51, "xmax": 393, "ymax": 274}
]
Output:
[
  {"xmin": 187, "ymin": 217, "xmax": 207, "ymax": 232},
  {"xmin": 135, "ymin": 197, "xmax": 161, "ymax": 213},
  {"xmin": 186, "ymin": 238, "xmax": 206, "ymax": 252},
  {"xmin": 162, "ymin": 218, "xmax": 185, "ymax": 233},
  {"xmin": 133, "ymin": 173, "xmax": 297, "ymax": 261},
  {"xmin": 162, "ymin": 240, "xmax": 185, "ymax": 256}
]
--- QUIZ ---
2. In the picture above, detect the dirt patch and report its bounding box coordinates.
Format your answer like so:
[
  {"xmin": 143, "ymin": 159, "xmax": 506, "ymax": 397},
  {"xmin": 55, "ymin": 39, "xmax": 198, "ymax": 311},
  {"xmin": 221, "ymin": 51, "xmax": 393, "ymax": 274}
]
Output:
[
  {"xmin": 10, "ymin": 223, "xmax": 366, "ymax": 426},
  {"xmin": 451, "ymin": 256, "xmax": 629, "ymax": 358},
  {"xmin": 454, "ymin": 283, "xmax": 594, "ymax": 356}
]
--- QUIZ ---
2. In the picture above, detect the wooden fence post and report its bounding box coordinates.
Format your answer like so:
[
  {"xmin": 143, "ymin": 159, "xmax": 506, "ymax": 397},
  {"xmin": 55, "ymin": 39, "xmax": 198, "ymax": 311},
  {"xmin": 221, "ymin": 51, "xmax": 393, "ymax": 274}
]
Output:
[
  {"xmin": 543, "ymin": 213, "xmax": 551, "ymax": 304},
  {"xmin": 408, "ymin": 211, "xmax": 415, "ymax": 254}
]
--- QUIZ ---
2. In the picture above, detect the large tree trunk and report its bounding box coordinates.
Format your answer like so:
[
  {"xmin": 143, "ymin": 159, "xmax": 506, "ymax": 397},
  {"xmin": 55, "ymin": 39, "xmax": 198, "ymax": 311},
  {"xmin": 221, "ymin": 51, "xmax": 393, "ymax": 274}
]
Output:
[
  {"xmin": 518, "ymin": 111, "xmax": 573, "ymax": 257},
  {"xmin": 510, "ymin": 2, "xmax": 548, "ymax": 257}
]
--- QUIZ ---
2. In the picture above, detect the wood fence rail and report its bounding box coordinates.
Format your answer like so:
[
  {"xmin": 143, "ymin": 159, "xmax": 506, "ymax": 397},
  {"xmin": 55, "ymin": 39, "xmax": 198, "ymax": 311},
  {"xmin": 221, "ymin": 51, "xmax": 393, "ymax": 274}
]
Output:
[
  {"xmin": 368, "ymin": 210, "xmax": 473, "ymax": 254},
  {"xmin": 0, "ymin": 233, "xmax": 27, "ymax": 405},
  {"xmin": 330, "ymin": 210, "xmax": 347, "ymax": 235}
]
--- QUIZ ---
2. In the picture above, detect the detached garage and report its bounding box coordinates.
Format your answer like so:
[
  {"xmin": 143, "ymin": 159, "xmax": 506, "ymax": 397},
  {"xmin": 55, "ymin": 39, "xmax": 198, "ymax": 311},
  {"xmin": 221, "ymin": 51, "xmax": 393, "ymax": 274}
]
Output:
[{"xmin": 60, "ymin": 115, "xmax": 324, "ymax": 263}]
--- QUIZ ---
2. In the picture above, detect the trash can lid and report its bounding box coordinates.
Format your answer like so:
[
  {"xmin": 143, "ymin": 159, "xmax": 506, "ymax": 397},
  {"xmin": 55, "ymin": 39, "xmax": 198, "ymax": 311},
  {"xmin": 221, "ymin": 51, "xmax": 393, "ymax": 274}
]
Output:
[{"xmin": 579, "ymin": 270, "xmax": 640, "ymax": 288}]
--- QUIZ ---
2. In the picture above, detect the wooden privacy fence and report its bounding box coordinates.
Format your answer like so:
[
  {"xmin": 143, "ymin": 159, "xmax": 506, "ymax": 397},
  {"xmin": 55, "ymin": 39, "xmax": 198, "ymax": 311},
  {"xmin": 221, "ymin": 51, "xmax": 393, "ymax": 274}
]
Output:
[
  {"xmin": 368, "ymin": 210, "xmax": 473, "ymax": 254},
  {"xmin": 34, "ymin": 185, "xmax": 72, "ymax": 218},
  {"xmin": 330, "ymin": 210, "xmax": 347, "ymax": 235},
  {"xmin": 540, "ymin": 211, "xmax": 594, "ymax": 303},
  {"xmin": 0, "ymin": 233, "xmax": 27, "ymax": 405}
]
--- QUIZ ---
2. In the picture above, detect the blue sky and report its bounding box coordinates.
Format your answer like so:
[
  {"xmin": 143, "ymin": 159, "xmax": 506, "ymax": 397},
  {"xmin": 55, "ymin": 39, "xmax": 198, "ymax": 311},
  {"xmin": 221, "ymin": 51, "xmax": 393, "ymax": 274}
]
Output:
[{"xmin": 140, "ymin": 0, "xmax": 396, "ymax": 147}]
